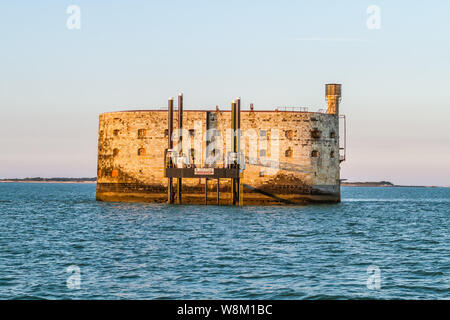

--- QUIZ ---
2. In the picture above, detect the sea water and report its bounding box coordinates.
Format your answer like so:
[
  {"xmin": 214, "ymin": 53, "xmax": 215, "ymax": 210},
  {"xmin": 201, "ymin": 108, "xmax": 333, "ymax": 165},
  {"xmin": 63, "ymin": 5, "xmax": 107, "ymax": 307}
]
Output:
[{"xmin": 0, "ymin": 183, "xmax": 448, "ymax": 299}]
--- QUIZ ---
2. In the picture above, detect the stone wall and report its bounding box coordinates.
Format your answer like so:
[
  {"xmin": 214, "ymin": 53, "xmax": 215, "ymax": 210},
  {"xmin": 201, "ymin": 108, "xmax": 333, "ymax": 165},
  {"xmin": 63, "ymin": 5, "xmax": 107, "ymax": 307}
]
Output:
[{"xmin": 96, "ymin": 109, "xmax": 340, "ymax": 204}]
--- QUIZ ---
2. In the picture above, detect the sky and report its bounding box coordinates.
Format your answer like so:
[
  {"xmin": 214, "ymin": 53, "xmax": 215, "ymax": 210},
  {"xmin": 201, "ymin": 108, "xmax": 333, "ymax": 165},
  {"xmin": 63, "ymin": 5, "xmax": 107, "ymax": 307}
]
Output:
[{"xmin": 0, "ymin": 0, "xmax": 449, "ymax": 185}]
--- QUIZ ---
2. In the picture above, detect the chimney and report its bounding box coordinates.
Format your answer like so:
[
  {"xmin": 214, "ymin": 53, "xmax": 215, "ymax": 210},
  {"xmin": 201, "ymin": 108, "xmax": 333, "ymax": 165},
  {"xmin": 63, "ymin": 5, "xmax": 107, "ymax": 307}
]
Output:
[{"xmin": 325, "ymin": 84, "xmax": 342, "ymax": 115}]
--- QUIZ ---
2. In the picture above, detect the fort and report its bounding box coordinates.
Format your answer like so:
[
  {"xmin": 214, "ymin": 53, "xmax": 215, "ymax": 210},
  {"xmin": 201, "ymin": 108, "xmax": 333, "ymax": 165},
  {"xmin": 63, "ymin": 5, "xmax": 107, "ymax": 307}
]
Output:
[{"xmin": 96, "ymin": 84, "xmax": 345, "ymax": 205}]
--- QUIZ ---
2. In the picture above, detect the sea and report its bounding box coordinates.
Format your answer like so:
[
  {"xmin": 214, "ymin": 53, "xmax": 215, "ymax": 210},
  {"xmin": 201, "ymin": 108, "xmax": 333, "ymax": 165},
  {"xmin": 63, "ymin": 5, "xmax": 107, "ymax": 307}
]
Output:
[{"xmin": 0, "ymin": 183, "xmax": 448, "ymax": 299}]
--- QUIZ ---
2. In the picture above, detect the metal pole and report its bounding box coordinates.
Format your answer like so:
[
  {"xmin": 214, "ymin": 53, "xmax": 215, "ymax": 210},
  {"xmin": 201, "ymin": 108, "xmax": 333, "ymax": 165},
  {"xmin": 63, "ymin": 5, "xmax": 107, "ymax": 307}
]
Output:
[
  {"xmin": 236, "ymin": 98, "xmax": 241, "ymax": 155},
  {"xmin": 177, "ymin": 93, "xmax": 183, "ymax": 204},
  {"xmin": 168, "ymin": 98, "xmax": 174, "ymax": 204},
  {"xmin": 236, "ymin": 97, "xmax": 242, "ymax": 206},
  {"xmin": 217, "ymin": 178, "xmax": 220, "ymax": 205},
  {"xmin": 206, "ymin": 112, "xmax": 210, "ymax": 167},
  {"xmin": 232, "ymin": 101, "xmax": 237, "ymax": 155},
  {"xmin": 205, "ymin": 178, "xmax": 208, "ymax": 205},
  {"xmin": 231, "ymin": 101, "xmax": 236, "ymax": 205}
]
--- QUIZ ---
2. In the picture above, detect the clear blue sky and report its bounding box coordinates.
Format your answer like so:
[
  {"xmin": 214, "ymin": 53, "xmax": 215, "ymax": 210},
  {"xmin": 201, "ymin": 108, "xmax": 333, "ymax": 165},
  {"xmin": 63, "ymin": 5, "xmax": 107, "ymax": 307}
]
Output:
[{"xmin": 1, "ymin": 1, "xmax": 449, "ymax": 185}]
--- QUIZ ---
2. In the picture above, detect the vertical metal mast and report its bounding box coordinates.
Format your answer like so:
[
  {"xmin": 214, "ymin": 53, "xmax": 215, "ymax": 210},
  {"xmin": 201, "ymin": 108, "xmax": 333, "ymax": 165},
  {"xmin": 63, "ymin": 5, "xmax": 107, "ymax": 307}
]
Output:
[
  {"xmin": 177, "ymin": 93, "xmax": 183, "ymax": 204},
  {"xmin": 231, "ymin": 101, "xmax": 236, "ymax": 205},
  {"xmin": 236, "ymin": 97, "xmax": 242, "ymax": 206},
  {"xmin": 167, "ymin": 97, "xmax": 174, "ymax": 204}
]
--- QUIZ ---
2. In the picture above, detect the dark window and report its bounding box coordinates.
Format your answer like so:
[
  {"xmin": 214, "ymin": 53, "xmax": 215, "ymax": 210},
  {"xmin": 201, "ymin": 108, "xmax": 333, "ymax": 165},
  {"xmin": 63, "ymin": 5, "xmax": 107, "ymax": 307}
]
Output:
[
  {"xmin": 164, "ymin": 129, "xmax": 169, "ymax": 137},
  {"xmin": 311, "ymin": 129, "xmax": 322, "ymax": 139},
  {"xmin": 259, "ymin": 149, "xmax": 266, "ymax": 157},
  {"xmin": 113, "ymin": 148, "xmax": 119, "ymax": 157},
  {"xmin": 138, "ymin": 129, "xmax": 146, "ymax": 138},
  {"xmin": 138, "ymin": 148, "xmax": 146, "ymax": 156},
  {"xmin": 330, "ymin": 131, "xmax": 336, "ymax": 139},
  {"xmin": 311, "ymin": 150, "xmax": 319, "ymax": 158},
  {"xmin": 259, "ymin": 130, "xmax": 266, "ymax": 137},
  {"xmin": 189, "ymin": 129, "xmax": 195, "ymax": 137},
  {"xmin": 113, "ymin": 129, "xmax": 119, "ymax": 136},
  {"xmin": 285, "ymin": 148, "xmax": 293, "ymax": 157},
  {"xmin": 285, "ymin": 130, "xmax": 294, "ymax": 140},
  {"xmin": 330, "ymin": 151, "xmax": 335, "ymax": 158},
  {"xmin": 259, "ymin": 171, "xmax": 265, "ymax": 177}
]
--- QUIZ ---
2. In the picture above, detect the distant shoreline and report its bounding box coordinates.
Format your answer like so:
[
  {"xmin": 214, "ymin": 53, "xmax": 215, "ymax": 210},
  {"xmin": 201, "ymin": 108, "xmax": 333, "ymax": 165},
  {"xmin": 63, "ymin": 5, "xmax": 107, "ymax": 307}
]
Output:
[
  {"xmin": 0, "ymin": 180, "xmax": 96, "ymax": 184},
  {"xmin": 342, "ymin": 182, "xmax": 448, "ymax": 188},
  {"xmin": 0, "ymin": 178, "xmax": 96, "ymax": 184},
  {"xmin": 342, "ymin": 184, "xmax": 445, "ymax": 188},
  {"xmin": 0, "ymin": 179, "xmax": 447, "ymax": 188}
]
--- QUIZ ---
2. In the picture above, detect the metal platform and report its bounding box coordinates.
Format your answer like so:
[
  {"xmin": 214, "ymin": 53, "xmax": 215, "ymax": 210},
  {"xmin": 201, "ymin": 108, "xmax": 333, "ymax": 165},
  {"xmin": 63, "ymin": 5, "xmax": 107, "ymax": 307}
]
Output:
[
  {"xmin": 165, "ymin": 167, "xmax": 239, "ymax": 179},
  {"xmin": 164, "ymin": 94, "xmax": 243, "ymax": 205}
]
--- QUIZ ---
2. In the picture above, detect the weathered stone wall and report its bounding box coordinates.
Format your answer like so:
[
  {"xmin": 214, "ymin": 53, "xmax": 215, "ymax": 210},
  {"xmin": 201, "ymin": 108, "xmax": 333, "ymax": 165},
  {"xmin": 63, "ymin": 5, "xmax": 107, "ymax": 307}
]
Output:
[{"xmin": 96, "ymin": 109, "xmax": 340, "ymax": 204}]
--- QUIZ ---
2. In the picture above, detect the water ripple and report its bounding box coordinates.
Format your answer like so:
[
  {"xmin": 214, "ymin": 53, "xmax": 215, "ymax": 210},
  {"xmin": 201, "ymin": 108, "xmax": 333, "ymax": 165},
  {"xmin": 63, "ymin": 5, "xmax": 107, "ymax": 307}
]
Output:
[{"xmin": 0, "ymin": 184, "xmax": 448, "ymax": 299}]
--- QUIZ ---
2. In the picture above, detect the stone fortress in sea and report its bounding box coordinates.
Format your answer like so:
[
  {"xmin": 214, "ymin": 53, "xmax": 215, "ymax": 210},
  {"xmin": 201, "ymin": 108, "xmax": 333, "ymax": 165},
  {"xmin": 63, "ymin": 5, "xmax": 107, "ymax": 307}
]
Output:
[{"xmin": 96, "ymin": 84, "xmax": 346, "ymax": 205}]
